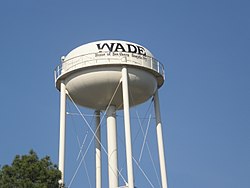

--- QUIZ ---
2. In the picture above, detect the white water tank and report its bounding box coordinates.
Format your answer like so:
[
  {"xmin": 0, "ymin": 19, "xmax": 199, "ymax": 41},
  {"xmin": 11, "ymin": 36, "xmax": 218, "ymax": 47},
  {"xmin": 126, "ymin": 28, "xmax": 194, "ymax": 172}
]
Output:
[{"xmin": 55, "ymin": 40, "xmax": 164, "ymax": 110}]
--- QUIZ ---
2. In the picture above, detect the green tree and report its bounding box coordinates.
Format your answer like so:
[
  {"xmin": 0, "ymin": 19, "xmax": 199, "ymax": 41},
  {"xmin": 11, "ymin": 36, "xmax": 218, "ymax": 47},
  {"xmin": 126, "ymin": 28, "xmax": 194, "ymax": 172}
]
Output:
[{"xmin": 0, "ymin": 150, "xmax": 61, "ymax": 188}]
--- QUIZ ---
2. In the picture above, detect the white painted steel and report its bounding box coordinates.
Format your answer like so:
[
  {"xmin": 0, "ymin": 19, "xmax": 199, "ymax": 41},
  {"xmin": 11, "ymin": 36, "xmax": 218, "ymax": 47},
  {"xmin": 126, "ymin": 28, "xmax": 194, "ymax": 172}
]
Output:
[
  {"xmin": 106, "ymin": 106, "xmax": 118, "ymax": 188},
  {"xmin": 55, "ymin": 53, "xmax": 164, "ymax": 83},
  {"xmin": 95, "ymin": 111, "xmax": 101, "ymax": 188},
  {"xmin": 54, "ymin": 40, "xmax": 164, "ymax": 110},
  {"xmin": 62, "ymin": 67, "xmax": 157, "ymax": 110},
  {"xmin": 122, "ymin": 67, "xmax": 134, "ymax": 188},
  {"xmin": 59, "ymin": 81, "xmax": 66, "ymax": 187},
  {"xmin": 57, "ymin": 40, "xmax": 156, "ymax": 79},
  {"xmin": 154, "ymin": 90, "xmax": 168, "ymax": 188},
  {"xmin": 64, "ymin": 40, "xmax": 153, "ymax": 59},
  {"xmin": 55, "ymin": 40, "xmax": 167, "ymax": 188}
]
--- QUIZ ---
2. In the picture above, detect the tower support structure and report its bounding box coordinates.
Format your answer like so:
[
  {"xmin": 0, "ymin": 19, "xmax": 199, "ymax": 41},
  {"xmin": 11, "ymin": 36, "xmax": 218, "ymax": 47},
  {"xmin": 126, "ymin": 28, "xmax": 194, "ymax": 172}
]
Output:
[
  {"xmin": 107, "ymin": 105, "xmax": 118, "ymax": 188},
  {"xmin": 154, "ymin": 90, "xmax": 168, "ymax": 188},
  {"xmin": 122, "ymin": 66, "xmax": 134, "ymax": 188},
  {"xmin": 95, "ymin": 110, "xmax": 101, "ymax": 188},
  {"xmin": 59, "ymin": 81, "xmax": 66, "ymax": 187}
]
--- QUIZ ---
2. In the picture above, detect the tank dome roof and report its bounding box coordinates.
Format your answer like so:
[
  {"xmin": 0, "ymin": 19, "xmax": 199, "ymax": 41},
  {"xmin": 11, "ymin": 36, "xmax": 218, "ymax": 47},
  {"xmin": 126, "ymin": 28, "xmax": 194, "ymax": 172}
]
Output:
[{"xmin": 64, "ymin": 40, "xmax": 154, "ymax": 61}]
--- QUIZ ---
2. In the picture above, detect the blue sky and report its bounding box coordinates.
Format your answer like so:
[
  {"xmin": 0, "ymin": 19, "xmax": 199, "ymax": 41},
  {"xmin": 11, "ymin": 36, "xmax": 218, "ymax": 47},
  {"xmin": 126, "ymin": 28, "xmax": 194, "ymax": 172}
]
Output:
[{"xmin": 0, "ymin": 0, "xmax": 249, "ymax": 188}]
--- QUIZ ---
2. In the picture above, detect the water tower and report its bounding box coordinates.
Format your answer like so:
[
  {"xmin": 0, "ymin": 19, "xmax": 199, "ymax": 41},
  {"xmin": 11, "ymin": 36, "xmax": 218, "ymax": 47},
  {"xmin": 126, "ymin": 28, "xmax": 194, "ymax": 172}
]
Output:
[{"xmin": 54, "ymin": 40, "xmax": 168, "ymax": 188}]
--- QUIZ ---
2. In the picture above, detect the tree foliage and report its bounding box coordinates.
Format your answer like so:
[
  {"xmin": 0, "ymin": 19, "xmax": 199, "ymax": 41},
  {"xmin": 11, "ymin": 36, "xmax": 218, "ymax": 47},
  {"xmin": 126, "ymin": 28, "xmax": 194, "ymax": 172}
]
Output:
[{"xmin": 0, "ymin": 150, "xmax": 61, "ymax": 188}]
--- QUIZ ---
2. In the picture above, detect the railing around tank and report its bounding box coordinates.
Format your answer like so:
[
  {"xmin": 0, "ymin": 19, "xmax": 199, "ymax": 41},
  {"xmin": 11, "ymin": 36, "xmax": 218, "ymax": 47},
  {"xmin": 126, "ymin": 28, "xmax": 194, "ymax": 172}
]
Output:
[{"xmin": 54, "ymin": 52, "xmax": 165, "ymax": 82}]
